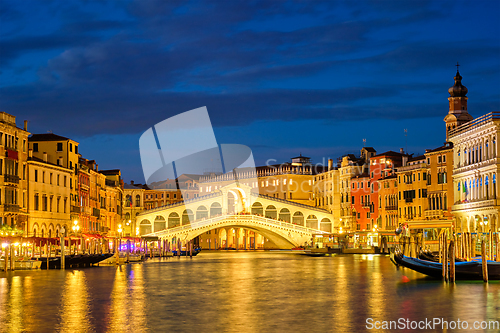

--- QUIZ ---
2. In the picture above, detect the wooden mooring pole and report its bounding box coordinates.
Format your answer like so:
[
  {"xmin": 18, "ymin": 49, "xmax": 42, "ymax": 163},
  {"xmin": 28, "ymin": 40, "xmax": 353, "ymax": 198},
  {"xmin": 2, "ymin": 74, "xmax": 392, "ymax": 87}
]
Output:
[
  {"xmin": 481, "ymin": 241, "xmax": 488, "ymax": 283},
  {"xmin": 449, "ymin": 240, "xmax": 455, "ymax": 283}
]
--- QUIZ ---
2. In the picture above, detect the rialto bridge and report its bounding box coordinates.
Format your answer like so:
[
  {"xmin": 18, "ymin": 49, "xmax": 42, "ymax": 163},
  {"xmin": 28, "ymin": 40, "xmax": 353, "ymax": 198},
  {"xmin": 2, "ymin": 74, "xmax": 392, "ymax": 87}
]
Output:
[{"xmin": 137, "ymin": 183, "xmax": 334, "ymax": 249}]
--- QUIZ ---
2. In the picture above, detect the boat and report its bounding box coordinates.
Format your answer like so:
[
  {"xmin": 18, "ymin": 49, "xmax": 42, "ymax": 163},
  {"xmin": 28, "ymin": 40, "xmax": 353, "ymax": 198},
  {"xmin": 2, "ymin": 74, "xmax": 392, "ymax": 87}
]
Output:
[
  {"xmin": 171, "ymin": 248, "xmax": 202, "ymax": 256},
  {"xmin": 391, "ymin": 249, "xmax": 500, "ymax": 280},
  {"xmin": 36, "ymin": 253, "xmax": 115, "ymax": 269},
  {"xmin": 1, "ymin": 257, "xmax": 42, "ymax": 270},
  {"xmin": 418, "ymin": 250, "xmax": 467, "ymax": 263},
  {"xmin": 98, "ymin": 253, "xmax": 144, "ymax": 265}
]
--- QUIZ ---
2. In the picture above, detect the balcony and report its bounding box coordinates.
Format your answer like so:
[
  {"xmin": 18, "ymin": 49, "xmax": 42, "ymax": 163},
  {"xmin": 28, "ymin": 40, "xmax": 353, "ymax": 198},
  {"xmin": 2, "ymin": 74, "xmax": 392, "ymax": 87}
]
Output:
[
  {"xmin": 4, "ymin": 174, "xmax": 19, "ymax": 184},
  {"xmin": 405, "ymin": 198, "xmax": 413, "ymax": 203},
  {"xmin": 70, "ymin": 205, "xmax": 80, "ymax": 213},
  {"xmin": 385, "ymin": 205, "xmax": 397, "ymax": 211},
  {"xmin": 93, "ymin": 208, "xmax": 100, "ymax": 217},
  {"xmin": 2, "ymin": 204, "xmax": 19, "ymax": 212},
  {"xmin": 361, "ymin": 202, "xmax": 372, "ymax": 209},
  {"xmin": 452, "ymin": 199, "xmax": 498, "ymax": 212},
  {"xmin": 425, "ymin": 210, "xmax": 444, "ymax": 218}
]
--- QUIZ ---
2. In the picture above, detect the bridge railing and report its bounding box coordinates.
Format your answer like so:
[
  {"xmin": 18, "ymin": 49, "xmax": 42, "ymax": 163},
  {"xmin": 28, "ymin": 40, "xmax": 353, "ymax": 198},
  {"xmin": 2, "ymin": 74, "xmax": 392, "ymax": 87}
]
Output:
[{"xmin": 146, "ymin": 214, "xmax": 328, "ymax": 238}]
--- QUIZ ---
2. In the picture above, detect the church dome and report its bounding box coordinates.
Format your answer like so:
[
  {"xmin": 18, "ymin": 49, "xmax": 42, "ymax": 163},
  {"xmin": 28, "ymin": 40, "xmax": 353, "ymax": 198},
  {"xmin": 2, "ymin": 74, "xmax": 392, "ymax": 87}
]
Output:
[{"xmin": 448, "ymin": 70, "xmax": 468, "ymax": 97}]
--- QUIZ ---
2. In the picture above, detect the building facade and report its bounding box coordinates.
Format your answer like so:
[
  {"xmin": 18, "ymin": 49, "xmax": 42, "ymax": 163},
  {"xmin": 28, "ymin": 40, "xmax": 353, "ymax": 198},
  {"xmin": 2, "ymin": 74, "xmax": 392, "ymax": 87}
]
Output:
[{"xmin": 0, "ymin": 112, "xmax": 29, "ymax": 233}]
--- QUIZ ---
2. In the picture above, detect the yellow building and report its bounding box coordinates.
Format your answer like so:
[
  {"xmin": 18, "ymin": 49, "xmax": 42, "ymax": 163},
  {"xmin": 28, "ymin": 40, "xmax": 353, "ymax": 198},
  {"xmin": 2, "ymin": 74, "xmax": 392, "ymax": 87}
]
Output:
[
  {"xmin": 26, "ymin": 153, "xmax": 72, "ymax": 237},
  {"xmin": 198, "ymin": 155, "xmax": 319, "ymax": 206},
  {"xmin": 100, "ymin": 170, "xmax": 124, "ymax": 237},
  {"xmin": 313, "ymin": 159, "xmax": 341, "ymax": 231},
  {"xmin": 396, "ymin": 155, "xmax": 428, "ymax": 223},
  {"xmin": 0, "ymin": 112, "xmax": 29, "ymax": 234},
  {"xmin": 424, "ymin": 142, "xmax": 454, "ymax": 222},
  {"xmin": 124, "ymin": 182, "xmax": 146, "ymax": 237},
  {"xmin": 28, "ymin": 133, "xmax": 80, "ymax": 227},
  {"xmin": 378, "ymin": 175, "xmax": 398, "ymax": 230}
]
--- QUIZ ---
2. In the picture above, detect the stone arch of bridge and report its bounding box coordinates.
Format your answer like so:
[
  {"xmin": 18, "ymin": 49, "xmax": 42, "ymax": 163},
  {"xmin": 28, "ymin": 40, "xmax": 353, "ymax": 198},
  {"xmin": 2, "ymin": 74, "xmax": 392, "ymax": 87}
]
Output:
[{"xmin": 160, "ymin": 219, "xmax": 313, "ymax": 249}]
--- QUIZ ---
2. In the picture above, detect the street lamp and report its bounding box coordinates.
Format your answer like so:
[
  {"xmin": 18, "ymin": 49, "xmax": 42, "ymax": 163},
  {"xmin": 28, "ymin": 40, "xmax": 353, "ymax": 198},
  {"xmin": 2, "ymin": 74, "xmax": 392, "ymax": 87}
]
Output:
[{"xmin": 72, "ymin": 220, "xmax": 80, "ymax": 235}]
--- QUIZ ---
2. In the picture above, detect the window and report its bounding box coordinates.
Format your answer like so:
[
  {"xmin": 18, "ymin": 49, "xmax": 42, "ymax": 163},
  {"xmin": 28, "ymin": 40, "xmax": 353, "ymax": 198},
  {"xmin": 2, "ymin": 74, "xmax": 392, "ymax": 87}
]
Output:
[
  {"xmin": 70, "ymin": 143, "xmax": 73, "ymax": 152},
  {"xmin": 174, "ymin": 193, "xmax": 177, "ymax": 199},
  {"xmin": 49, "ymin": 196, "xmax": 53, "ymax": 212},
  {"xmin": 57, "ymin": 142, "xmax": 63, "ymax": 151},
  {"xmin": 438, "ymin": 156, "xmax": 442, "ymax": 163},
  {"xmin": 50, "ymin": 173, "xmax": 53, "ymax": 184},
  {"xmin": 34, "ymin": 169, "xmax": 38, "ymax": 182},
  {"xmin": 64, "ymin": 198, "xmax": 67, "ymax": 213},
  {"xmin": 33, "ymin": 143, "xmax": 38, "ymax": 152},
  {"xmin": 427, "ymin": 158, "xmax": 430, "ymax": 164},
  {"xmin": 34, "ymin": 194, "xmax": 39, "ymax": 210},
  {"xmin": 75, "ymin": 146, "xmax": 78, "ymax": 154},
  {"xmin": 443, "ymin": 155, "xmax": 446, "ymax": 163}
]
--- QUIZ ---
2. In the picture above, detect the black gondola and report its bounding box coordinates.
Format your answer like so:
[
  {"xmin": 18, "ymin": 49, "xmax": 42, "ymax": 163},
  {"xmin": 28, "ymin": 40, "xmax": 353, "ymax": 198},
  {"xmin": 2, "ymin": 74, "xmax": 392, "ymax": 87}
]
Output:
[
  {"xmin": 171, "ymin": 248, "xmax": 202, "ymax": 256},
  {"xmin": 391, "ymin": 249, "xmax": 500, "ymax": 280},
  {"xmin": 418, "ymin": 250, "xmax": 467, "ymax": 263},
  {"xmin": 36, "ymin": 253, "xmax": 115, "ymax": 269}
]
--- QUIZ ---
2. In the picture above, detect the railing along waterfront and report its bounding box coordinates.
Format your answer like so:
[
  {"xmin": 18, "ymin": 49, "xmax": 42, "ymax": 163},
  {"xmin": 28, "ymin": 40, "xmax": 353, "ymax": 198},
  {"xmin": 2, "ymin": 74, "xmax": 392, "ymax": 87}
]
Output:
[
  {"xmin": 146, "ymin": 213, "xmax": 328, "ymax": 238},
  {"xmin": 137, "ymin": 192, "xmax": 222, "ymax": 216},
  {"xmin": 253, "ymin": 193, "xmax": 330, "ymax": 213},
  {"xmin": 448, "ymin": 111, "xmax": 500, "ymax": 137}
]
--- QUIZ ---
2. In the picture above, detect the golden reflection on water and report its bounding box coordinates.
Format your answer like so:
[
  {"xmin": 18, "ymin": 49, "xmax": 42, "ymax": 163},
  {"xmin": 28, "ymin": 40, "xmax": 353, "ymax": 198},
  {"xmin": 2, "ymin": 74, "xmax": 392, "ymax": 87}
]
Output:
[
  {"xmin": 332, "ymin": 257, "xmax": 351, "ymax": 331},
  {"xmin": 367, "ymin": 255, "xmax": 385, "ymax": 320},
  {"xmin": 6, "ymin": 276, "xmax": 24, "ymax": 332},
  {"xmin": 58, "ymin": 270, "xmax": 92, "ymax": 333},
  {"xmin": 107, "ymin": 264, "xmax": 147, "ymax": 331},
  {"xmin": 225, "ymin": 255, "xmax": 254, "ymax": 331}
]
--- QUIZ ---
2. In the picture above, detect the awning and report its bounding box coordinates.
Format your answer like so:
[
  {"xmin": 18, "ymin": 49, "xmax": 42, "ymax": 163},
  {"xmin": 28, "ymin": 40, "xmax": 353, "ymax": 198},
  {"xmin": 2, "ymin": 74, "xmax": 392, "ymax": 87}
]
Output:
[
  {"xmin": 407, "ymin": 221, "xmax": 453, "ymax": 229},
  {"xmin": 82, "ymin": 233, "xmax": 103, "ymax": 239}
]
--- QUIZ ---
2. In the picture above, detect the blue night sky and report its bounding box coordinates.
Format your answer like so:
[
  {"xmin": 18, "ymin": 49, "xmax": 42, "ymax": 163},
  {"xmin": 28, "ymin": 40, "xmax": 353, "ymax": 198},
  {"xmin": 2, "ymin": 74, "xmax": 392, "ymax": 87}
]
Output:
[{"xmin": 1, "ymin": 0, "xmax": 499, "ymax": 183}]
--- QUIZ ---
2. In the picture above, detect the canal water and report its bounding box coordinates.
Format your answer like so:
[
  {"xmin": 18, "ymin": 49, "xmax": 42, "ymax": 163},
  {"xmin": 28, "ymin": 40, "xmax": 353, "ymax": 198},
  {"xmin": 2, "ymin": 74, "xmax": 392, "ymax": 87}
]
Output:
[{"xmin": 1, "ymin": 252, "xmax": 499, "ymax": 332}]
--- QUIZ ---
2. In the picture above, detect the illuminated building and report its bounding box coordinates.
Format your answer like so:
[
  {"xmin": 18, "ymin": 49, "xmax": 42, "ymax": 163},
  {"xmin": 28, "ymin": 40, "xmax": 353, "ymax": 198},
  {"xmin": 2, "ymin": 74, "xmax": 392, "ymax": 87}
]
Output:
[
  {"xmin": 0, "ymin": 113, "xmax": 29, "ymax": 233},
  {"xmin": 28, "ymin": 133, "xmax": 80, "ymax": 230},
  {"xmin": 198, "ymin": 155, "xmax": 322, "ymax": 206},
  {"xmin": 26, "ymin": 151, "xmax": 72, "ymax": 237},
  {"xmin": 313, "ymin": 159, "xmax": 341, "ymax": 229},
  {"xmin": 99, "ymin": 169, "xmax": 124, "ymax": 237},
  {"xmin": 446, "ymin": 69, "xmax": 499, "ymax": 233},
  {"xmin": 396, "ymin": 155, "xmax": 427, "ymax": 224},
  {"xmin": 338, "ymin": 148, "xmax": 375, "ymax": 231},
  {"xmin": 424, "ymin": 143, "xmax": 454, "ymax": 222}
]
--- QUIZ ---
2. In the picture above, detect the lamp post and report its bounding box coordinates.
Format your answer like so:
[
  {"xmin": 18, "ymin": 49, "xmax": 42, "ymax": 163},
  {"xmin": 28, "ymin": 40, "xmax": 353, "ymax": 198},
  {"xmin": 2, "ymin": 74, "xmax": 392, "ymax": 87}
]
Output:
[
  {"xmin": 72, "ymin": 220, "xmax": 80, "ymax": 255},
  {"xmin": 117, "ymin": 224, "xmax": 123, "ymax": 252}
]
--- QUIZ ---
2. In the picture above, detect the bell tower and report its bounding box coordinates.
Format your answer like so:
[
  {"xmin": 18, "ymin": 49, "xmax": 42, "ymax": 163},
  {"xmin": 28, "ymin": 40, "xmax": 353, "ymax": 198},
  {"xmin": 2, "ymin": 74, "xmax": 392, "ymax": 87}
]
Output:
[{"xmin": 444, "ymin": 63, "xmax": 473, "ymax": 140}]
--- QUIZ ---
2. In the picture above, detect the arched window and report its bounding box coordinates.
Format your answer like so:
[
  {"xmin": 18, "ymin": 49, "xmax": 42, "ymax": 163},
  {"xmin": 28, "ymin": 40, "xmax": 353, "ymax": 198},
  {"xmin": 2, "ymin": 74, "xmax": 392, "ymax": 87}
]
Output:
[{"xmin": 135, "ymin": 195, "xmax": 141, "ymax": 207}]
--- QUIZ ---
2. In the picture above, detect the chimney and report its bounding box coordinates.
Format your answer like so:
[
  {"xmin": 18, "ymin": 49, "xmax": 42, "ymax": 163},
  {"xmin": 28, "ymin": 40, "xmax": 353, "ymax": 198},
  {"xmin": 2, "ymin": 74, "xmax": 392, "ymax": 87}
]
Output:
[
  {"xmin": 43, "ymin": 152, "xmax": 48, "ymax": 163},
  {"xmin": 400, "ymin": 148, "xmax": 404, "ymax": 154},
  {"xmin": 328, "ymin": 159, "xmax": 333, "ymax": 171},
  {"xmin": 24, "ymin": 120, "xmax": 28, "ymax": 131},
  {"xmin": 131, "ymin": 180, "xmax": 134, "ymax": 185}
]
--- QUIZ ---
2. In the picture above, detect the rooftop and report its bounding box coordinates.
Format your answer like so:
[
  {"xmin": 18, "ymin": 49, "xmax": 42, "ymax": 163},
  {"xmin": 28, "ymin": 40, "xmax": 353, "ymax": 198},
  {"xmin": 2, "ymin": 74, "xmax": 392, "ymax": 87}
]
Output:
[{"xmin": 29, "ymin": 133, "xmax": 70, "ymax": 142}]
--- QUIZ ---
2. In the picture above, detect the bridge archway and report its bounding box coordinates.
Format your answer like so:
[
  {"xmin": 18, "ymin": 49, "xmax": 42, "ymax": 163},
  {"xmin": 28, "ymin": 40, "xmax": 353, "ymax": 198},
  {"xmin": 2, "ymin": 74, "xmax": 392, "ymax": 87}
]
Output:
[
  {"xmin": 251, "ymin": 202, "xmax": 263, "ymax": 215},
  {"xmin": 155, "ymin": 216, "xmax": 167, "ymax": 231},
  {"xmin": 279, "ymin": 208, "xmax": 291, "ymax": 222},
  {"xmin": 293, "ymin": 211, "xmax": 304, "ymax": 226},
  {"xmin": 196, "ymin": 205, "xmax": 208, "ymax": 220},
  {"xmin": 140, "ymin": 219, "xmax": 152, "ymax": 235},
  {"xmin": 265, "ymin": 205, "xmax": 277, "ymax": 219},
  {"xmin": 182, "ymin": 209, "xmax": 194, "ymax": 225},
  {"xmin": 210, "ymin": 202, "xmax": 222, "ymax": 217},
  {"xmin": 306, "ymin": 215, "xmax": 318, "ymax": 229},
  {"xmin": 167, "ymin": 213, "xmax": 179, "ymax": 229}
]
